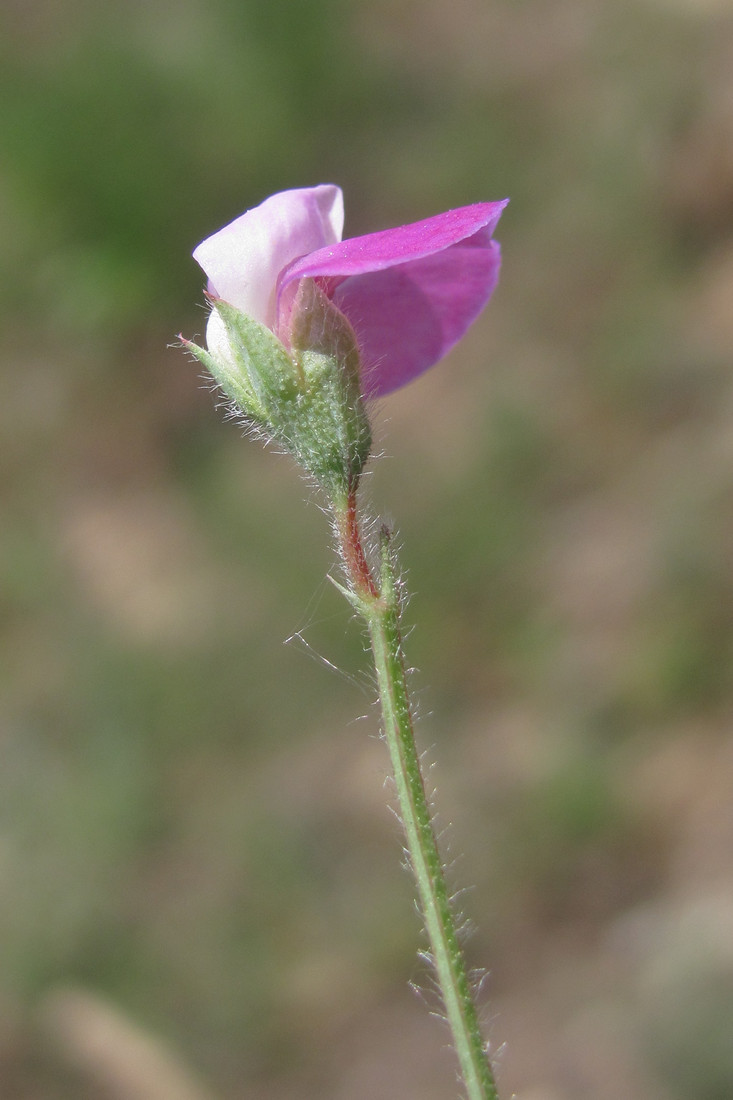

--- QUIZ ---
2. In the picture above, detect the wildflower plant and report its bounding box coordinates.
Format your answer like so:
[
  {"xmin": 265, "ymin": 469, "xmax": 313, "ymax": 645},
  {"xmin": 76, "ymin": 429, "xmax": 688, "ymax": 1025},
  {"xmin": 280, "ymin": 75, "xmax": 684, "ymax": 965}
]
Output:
[{"xmin": 181, "ymin": 185, "xmax": 507, "ymax": 1099}]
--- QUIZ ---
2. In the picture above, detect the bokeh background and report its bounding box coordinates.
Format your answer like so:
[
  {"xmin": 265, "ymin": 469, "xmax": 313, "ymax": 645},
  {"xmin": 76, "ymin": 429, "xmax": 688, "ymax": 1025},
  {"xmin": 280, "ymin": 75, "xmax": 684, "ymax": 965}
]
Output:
[{"xmin": 2, "ymin": 1, "xmax": 733, "ymax": 1097}]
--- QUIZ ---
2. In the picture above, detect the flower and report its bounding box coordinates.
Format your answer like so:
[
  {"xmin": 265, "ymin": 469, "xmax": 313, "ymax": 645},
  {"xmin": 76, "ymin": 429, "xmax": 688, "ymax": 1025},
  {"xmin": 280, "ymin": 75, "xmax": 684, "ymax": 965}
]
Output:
[{"xmin": 193, "ymin": 185, "xmax": 507, "ymax": 397}]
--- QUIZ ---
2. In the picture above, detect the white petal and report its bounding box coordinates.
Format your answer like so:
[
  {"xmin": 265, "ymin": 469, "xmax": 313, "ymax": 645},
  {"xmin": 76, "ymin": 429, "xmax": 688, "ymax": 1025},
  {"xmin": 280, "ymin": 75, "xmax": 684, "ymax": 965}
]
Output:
[
  {"xmin": 204, "ymin": 306, "xmax": 235, "ymax": 365},
  {"xmin": 193, "ymin": 185, "xmax": 344, "ymax": 329}
]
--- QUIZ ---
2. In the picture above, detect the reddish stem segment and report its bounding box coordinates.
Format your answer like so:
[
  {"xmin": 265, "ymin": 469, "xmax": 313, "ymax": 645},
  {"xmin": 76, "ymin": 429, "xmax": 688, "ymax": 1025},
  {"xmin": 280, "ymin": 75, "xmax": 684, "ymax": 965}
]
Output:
[{"xmin": 335, "ymin": 485, "xmax": 379, "ymax": 600}]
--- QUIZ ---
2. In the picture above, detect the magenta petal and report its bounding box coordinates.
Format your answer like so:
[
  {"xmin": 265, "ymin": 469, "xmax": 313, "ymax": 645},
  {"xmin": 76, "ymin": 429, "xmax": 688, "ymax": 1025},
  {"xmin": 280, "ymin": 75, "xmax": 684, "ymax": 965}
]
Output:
[
  {"xmin": 334, "ymin": 241, "xmax": 502, "ymax": 396},
  {"xmin": 281, "ymin": 201, "xmax": 506, "ymax": 282},
  {"xmin": 279, "ymin": 200, "xmax": 507, "ymax": 394}
]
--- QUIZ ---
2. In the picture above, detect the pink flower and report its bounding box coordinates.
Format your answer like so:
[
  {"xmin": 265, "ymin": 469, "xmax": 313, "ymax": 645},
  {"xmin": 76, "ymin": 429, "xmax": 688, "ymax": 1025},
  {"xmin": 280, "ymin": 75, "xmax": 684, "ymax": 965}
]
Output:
[{"xmin": 193, "ymin": 185, "xmax": 507, "ymax": 397}]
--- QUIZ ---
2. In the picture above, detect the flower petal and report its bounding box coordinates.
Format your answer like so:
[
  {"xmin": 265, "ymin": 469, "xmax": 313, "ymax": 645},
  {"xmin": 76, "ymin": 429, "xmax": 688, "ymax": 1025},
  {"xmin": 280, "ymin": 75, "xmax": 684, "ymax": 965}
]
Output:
[
  {"xmin": 333, "ymin": 240, "xmax": 502, "ymax": 396},
  {"xmin": 193, "ymin": 185, "xmax": 344, "ymax": 329},
  {"xmin": 280, "ymin": 201, "xmax": 506, "ymax": 284},
  {"xmin": 279, "ymin": 200, "xmax": 507, "ymax": 394}
]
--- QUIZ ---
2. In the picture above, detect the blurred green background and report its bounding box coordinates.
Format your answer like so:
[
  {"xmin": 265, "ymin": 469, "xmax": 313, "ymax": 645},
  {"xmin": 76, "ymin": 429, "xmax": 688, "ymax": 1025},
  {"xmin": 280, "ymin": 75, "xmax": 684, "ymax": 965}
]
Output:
[{"xmin": 2, "ymin": 1, "xmax": 733, "ymax": 1097}]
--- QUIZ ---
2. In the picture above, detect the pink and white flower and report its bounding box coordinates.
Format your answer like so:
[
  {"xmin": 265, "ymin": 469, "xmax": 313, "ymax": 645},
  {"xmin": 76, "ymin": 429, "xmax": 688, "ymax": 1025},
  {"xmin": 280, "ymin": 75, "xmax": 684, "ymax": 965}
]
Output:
[{"xmin": 194, "ymin": 184, "xmax": 507, "ymax": 397}]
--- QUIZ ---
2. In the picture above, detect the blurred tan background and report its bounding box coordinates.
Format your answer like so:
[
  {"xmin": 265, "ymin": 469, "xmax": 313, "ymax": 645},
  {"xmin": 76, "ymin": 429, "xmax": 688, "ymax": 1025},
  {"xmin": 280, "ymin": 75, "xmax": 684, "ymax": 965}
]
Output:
[{"xmin": 2, "ymin": 1, "xmax": 733, "ymax": 1097}]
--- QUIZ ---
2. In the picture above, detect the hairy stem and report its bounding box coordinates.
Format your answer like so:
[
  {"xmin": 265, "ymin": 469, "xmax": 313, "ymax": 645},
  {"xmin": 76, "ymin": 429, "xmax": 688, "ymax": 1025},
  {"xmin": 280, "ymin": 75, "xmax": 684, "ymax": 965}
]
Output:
[{"xmin": 333, "ymin": 488, "xmax": 498, "ymax": 1100}]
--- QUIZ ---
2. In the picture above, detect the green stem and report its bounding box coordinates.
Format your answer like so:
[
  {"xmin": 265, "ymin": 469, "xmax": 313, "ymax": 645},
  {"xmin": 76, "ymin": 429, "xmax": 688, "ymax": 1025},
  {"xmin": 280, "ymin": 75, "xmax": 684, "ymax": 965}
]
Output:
[{"xmin": 333, "ymin": 489, "xmax": 498, "ymax": 1100}]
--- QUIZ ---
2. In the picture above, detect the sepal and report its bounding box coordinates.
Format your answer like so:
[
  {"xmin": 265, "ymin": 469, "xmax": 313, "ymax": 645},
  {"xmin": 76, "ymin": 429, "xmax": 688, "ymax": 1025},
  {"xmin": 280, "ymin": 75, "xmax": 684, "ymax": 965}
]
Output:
[
  {"xmin": 186, "ymin": 283, "xmax": 373, "ymax": 498},
  {"xmin": 287, "ymin": 279, "xmax": 372, "ymax": 495},
  {"xmin": 205, "ymin": 296, "xmax": 302, "ymax": 422}
]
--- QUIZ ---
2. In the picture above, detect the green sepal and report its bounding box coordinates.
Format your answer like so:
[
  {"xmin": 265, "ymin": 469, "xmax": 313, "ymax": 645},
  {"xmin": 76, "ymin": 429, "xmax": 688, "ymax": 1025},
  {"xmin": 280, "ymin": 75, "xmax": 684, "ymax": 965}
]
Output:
[
  {"xmin": 287, "ymin": 279, "xmax": 372, "ymax": 496},
  {"xmin": 207, "ymin": 297, "xmax": 302, "ymax": 422},
  {"xmin": 183, "ymin": 333, "xmax": 268, "ymax": 424}
]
